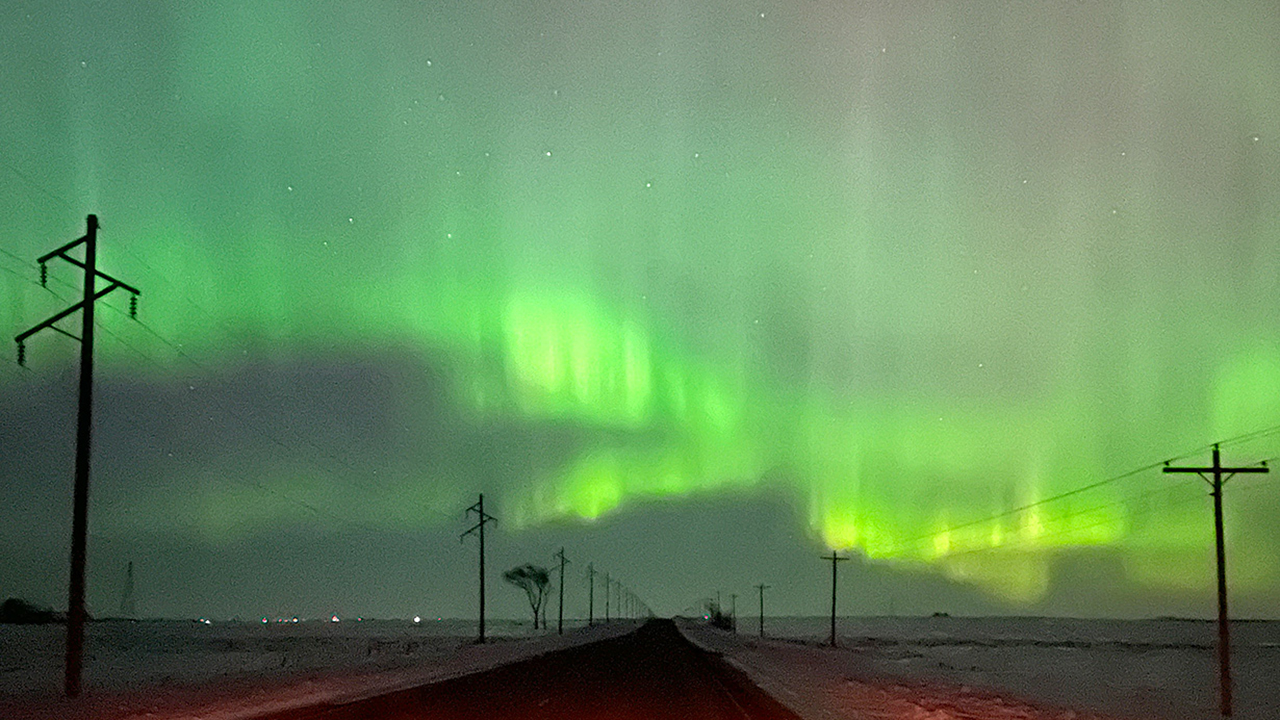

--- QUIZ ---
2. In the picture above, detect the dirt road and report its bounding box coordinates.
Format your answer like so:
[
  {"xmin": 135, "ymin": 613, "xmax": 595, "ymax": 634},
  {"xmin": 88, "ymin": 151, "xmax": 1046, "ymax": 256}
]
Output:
[{"xmin": 264, "ymin": 619, "xmax": 803, "ymax": 720}]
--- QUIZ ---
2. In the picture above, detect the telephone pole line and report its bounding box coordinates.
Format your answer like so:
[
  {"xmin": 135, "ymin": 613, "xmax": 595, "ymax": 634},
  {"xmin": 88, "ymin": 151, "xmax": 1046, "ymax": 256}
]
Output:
[
  {"xmin": 460, "ymin": 493, "xmax": 496, "ymax": 643},
  {"xmin": 1163, "ymin": 444, "xmax": 1268, "ymax": 718},
  {"xmin": 587, "ymin": 563, "xmax": 596, "ymax": 626},
  {"xmin": 15, "ymin": 214, "xmax": 140, "ymax": 697},
  {"xmin": 554, "ymin": 547, "xmax": 569, "ymax": 635},
  {"xmin": 756, "ymin": 583, "xmax": 770, "ymax": 638},
  {"xmin": 821, "ymin": 552, "xmax": 847, "ymax": 647}
]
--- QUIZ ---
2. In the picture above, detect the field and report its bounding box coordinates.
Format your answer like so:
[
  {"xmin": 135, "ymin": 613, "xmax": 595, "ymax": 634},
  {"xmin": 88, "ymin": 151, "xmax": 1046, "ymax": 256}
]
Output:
[{"xmin": 2, "ymin": 616, "xmax": 1278, "ymax": 719}]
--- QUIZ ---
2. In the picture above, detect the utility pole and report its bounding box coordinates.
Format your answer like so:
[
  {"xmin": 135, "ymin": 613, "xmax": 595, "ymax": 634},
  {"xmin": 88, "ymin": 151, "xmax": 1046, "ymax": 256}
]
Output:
[
  {"xmin": 587, "ymin": 563, "xmax": 596, "ymax": 626},
  {"xmin": 730, "ymin": 593, "xmax": 738, "ymax": 633},
  {"xmin": 554, "ymin": 547, "xmax": 569, "ymax": 635},
  {"xmin": 756, "ymin": 583, "xmax": 770, "ymax": 638},
  {"xmin": 460, "ymin": 494, "xmax": 496, "ymax": 643},
  {"xmin": 119, "ymin": 561, "xmax": 135, "ymax": 619},
  {"xmin": 15, "ymin": 215, "xmax": 140, "ymax": 698},
  {"xmin": 821, "ymin": 552, "xmax": 847, "ymax": 647},
  {"xmin": 604, "ymin": 571, "xmax": 610, "ymax": 622},
  {"xmin": 1163, "ymin": 444, "xmax": 1268, "ymax": 718}
]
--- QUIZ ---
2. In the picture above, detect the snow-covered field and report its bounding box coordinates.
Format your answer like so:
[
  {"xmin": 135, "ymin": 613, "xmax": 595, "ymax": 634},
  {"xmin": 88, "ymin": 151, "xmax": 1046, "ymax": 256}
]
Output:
[
  {"xmin": 680, "ymin": 616, "xmax": 1280, "ymax": 720},
  {"xmin": 4, "ymin": 616, "xmax": 1277, "ymax": 719},
  {"xmin": 0, "ymin": 617, "xmax": 636, "ymax": 719}
]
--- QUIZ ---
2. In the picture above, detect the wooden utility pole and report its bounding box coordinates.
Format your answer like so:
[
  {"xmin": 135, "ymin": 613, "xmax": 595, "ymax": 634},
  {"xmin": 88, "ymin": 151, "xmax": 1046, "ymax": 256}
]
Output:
[
  {"xmin": 1163, "ymin": 444, "xmax": 1268, "ymax": 718},
  {"xmin": 460, "ymin": 494, "xmax": 496, "ymax": 643},
  {"xmin": 16, "ymin": 215, "xmax": 140, "ymax": 697},
  {"xmin": 587, "ymin": 563, "xmax": 596, "ymax": 626},
  {"xmin": 730, "ymin": 593, "xmax": 738, "ymax": 633},
  {"xmin": 554, "ymin": 547, "xmax": 569, "ymax": 635},
  {"xmin": 119, "ymin": 561, "xmax": 135, "ymax": 619},
  {"xmin": 756, "ymin": 583, "xmax": 770, "ymax": 638},
  {"xmin": 821, "ymin": 552, "xmax": 847, "ymax": 647},
  {"xmin": 604, "ymin": 571, "xmax": 610, "ymax": 622}
]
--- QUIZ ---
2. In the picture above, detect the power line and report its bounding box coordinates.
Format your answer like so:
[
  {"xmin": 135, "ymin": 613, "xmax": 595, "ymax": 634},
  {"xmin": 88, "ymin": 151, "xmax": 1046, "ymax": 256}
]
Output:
[
  {"xmin": 937, "ymin": 476, "xmax": 1204, "ymax": 562},
  {"xmin": 899, "ymin": 430, "xmax": 1280, "ymax": 559},
  {"xmin": 7, "ymin": 253, "xmax": 455, "ymax": 539},
  {"xmin": 0, "ymin": 153, "xmax": 77, "ymax": 212},
  {"xmin": 1216, "ymin": 422, "xmax": 1280, "ymax": 450}
]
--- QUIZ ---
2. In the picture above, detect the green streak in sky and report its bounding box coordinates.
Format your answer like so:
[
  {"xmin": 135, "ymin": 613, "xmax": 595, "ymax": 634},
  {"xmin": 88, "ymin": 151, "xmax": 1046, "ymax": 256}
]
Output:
[{"xmin": 2, "ymin": 0, "xmax": 1279, "ymax": 607}]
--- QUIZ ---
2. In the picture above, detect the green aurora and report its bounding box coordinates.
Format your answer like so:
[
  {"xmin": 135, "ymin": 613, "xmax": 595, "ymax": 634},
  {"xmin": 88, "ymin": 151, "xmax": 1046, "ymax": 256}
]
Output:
[{"xmin": 2, "ymin": 1, "xmax": 1279, "ymax": 613}]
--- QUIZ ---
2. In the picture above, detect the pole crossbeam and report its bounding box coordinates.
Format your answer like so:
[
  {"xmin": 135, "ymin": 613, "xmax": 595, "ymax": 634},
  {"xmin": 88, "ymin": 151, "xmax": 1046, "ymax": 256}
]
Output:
[
  {"xmin": 36, "ymin": 232, "xmax": 90, "ymax": 265},
  {"xmin": 1163, "ymin": 443, "xmax": 1268, "ymax": 718},
  {"xmin": 38, "ymin": 245, "xmax": 142, "ymax": 297},
  {"xmin": 16, "ymin": 282, "xmax": 127, "ymax": 346},
  {"xmin": 13, "ymin": 215, "xmax": 140, "ymax": 698}
]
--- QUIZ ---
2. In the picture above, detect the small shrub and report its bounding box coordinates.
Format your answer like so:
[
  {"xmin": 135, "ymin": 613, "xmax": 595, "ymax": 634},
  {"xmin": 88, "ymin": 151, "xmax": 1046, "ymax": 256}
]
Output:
[{"xmin": 704, "ymin": 601, "xmax": 734, "ymax": 631}]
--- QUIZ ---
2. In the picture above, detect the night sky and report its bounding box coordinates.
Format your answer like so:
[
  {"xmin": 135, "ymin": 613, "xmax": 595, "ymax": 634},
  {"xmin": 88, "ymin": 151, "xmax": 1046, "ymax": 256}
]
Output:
[{"xmin": 2, "ymin": 1, "xmax": 1279, "ymax": 621}]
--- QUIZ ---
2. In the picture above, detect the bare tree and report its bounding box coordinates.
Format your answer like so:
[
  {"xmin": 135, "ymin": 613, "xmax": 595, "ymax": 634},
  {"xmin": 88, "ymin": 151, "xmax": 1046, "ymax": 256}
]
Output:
[{"xmin": 503, "ymin": 564, "xmax": 550, "ymax": 629}]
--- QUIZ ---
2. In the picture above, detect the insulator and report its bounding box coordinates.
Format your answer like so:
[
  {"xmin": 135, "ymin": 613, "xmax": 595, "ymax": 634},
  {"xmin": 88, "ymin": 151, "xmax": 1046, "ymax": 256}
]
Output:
[
  {"xmin": 16, "ymin": 342, "xmax": 24, "ymax": 367},
  {"xmin": 129, "ymin": 294, "xmax": 138, "ymax": 318},
  {"xmin": 39, "ymin": 263, "xmax": 47, "ymax": 287}
]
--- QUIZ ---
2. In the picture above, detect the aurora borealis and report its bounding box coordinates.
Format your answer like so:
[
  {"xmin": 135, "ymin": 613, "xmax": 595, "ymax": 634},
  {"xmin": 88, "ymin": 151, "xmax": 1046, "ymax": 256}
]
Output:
[{"xmin": 2, "ymin": 1, "xmax": 1279, "ymax": 620}]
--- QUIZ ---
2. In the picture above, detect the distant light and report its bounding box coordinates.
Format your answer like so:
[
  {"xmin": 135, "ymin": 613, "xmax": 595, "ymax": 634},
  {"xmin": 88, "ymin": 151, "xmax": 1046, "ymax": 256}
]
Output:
[
  {"xmin": 204, "ymin": 618, "xmax": 212, "ymax": 625},
  {"xmin": 331, "ymin": 615, "xmax": 340, "ymax": 623},
  {"xmin": 414, "ymin": 616, "xmax": 421, "ymax": 623},
  {"xmin": 262, "ymin": 617, "xmax": 269, "ymax": 624},
  {"xmin": 292, "ymin": 617, "xmax": 299, "ymax": 623}
]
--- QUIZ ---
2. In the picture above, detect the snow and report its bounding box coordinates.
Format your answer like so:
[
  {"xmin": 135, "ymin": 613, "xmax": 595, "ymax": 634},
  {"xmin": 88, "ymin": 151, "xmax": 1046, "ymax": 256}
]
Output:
[
  {"xmin": 6, "ymin": 616, "xmax": 1278, "ymax": 719},
  {"xmin": 0, "ymin": 618, "xmax": 639, "ymax": 719},
  {"xmin": 677, "ymin": 616, "xmax": 1280, "ymax": 720}
]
